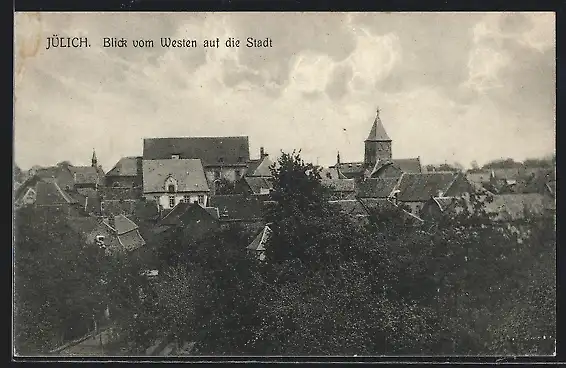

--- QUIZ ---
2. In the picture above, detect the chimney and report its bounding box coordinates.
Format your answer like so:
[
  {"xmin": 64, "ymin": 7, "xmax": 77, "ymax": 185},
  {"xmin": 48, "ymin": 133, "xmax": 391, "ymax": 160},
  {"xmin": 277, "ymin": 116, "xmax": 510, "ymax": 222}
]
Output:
[{"xmin": 260, "ymin": 147, "xmax": 267, "ymax": 159}]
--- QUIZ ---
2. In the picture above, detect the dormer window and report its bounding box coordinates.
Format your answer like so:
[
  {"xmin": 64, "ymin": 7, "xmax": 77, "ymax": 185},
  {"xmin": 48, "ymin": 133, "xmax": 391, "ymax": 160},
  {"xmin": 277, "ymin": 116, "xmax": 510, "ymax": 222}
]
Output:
[
  {"xmin": 165, "ymin": 176, "xmax": 178, "ymax": 193},
  {"xmin": 168, "ymin": 185, "xmax": 176, "ymax": 193},
  {"xmin": 219, "ymin": 157, "xmax": 225, "ymax": 164},
  {"xmin": 237, "ymin": 156, "xmax": 244, "ymax": 163},
  {"xmin": 171, "ymin": 154, "xmax": 180, "ymax": 159}
]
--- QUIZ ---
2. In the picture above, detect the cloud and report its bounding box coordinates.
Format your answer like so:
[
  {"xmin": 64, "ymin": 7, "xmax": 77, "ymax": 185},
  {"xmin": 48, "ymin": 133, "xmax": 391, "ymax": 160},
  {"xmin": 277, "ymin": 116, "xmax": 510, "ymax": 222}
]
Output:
[{"xmin": 14, "ymin": 12, "xmax": 555, "ymax": 171}]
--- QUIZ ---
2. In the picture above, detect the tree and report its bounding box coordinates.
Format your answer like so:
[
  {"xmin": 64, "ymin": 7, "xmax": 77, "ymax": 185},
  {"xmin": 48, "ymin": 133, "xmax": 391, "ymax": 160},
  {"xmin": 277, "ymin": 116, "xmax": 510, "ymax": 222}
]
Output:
[{"xmin": 14, "ymin": 207, "xmax": 107, "ymax": 354}]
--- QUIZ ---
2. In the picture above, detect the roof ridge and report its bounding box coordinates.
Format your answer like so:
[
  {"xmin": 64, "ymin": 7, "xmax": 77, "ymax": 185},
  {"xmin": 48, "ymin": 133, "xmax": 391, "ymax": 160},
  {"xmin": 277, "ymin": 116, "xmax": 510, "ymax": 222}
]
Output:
[{"xmin": 144, "ymin": 136, "xmax": 249, "ymax": 140}]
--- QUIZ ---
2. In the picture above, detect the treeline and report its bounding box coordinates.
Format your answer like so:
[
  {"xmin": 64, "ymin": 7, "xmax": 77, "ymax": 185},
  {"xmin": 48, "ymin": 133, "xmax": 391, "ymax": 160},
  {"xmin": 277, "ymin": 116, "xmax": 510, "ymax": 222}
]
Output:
[
  {"xmin": 112, "ymin": 152, "xmax": 555, "ymax": 355},
  {"xmin": 13, "ymin": 152, "xmax": 556, "ymax": 356},
  {"xmin": 425, "ymin": 155, "xmax": 555, "ymax": 173}
]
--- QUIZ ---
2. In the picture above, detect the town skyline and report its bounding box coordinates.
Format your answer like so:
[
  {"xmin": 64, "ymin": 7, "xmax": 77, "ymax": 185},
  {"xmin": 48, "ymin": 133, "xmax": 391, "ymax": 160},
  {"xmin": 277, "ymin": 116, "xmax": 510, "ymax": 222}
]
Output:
[{"xmin": 15, "ymin": 12, "xmax": 555, "ymax": 171}]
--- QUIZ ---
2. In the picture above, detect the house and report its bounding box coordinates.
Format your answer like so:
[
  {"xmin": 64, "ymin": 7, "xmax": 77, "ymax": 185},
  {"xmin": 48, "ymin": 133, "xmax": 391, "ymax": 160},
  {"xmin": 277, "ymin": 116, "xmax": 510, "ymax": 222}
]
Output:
[
  {"xmin": 321, "ymin": 178, "xmax": 356, "ymax": 200},
  {"xmin": 143, "ymin": 159, "xmax": 210, "ymax": 210},
  {"xmin": 246, "ymin": 224, "xmax": 273, "ymax": 261},
  {"xmin": 236, "ymin": 176, "xmax": 274, "ymax": 196},
  {"xmin": 391, "ymin": 172, "xmax": 473, "ymax": 216},
  {"xmin": 246, "ymin": 147, "xmax": 274, "ymax": 177},
  {"xmin": 329, "ymin": 108, "xmax": 421, "ymax": 179},
  {"xmin": 105, "ymin": 156, "xmax": 143, "ymax": 188},
  {"xmin": 208, "ymin": 194, "xmax": 265, "ymax": 231},
  {"xmin": 67, "ymin": 214, "xmax": 146, "ymax": 254},
  {"xmin": 143, "ymin": 136, "xmax": 250, "ymax": 184},
  {"xmin": 157, "ymin": 202, "xmax": 220, "ymax": 241}
]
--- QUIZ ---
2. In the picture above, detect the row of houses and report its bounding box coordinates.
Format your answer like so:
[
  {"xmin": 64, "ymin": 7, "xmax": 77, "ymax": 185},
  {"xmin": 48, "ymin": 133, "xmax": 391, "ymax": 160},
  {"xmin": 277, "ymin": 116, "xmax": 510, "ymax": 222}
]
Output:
[{"xmin": 14, "ymin": 107, "xmax": 555, "ymax": 259}]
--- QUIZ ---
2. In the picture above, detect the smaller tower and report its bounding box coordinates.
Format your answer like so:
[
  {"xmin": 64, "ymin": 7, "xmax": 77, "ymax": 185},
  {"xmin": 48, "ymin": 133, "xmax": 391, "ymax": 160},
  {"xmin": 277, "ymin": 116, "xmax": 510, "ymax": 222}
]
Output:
[
  {"xmin": 364, "ymin": 107, "xmax": 392, "ymax": 168},
  {"xmin": 91, "ymin": 149, "xmax": 98, "ymax": 167},
  {"xmin": 337, "ymin": 151, "xmax": 341, "ymax": 165}
]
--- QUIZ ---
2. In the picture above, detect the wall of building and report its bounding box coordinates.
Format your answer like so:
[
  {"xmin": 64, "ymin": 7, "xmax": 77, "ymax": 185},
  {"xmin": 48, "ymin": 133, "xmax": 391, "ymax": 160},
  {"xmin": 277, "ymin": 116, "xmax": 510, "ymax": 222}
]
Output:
[{"xmin": 144, "ymin": 192, "xmax": 209, "ymax": 209}]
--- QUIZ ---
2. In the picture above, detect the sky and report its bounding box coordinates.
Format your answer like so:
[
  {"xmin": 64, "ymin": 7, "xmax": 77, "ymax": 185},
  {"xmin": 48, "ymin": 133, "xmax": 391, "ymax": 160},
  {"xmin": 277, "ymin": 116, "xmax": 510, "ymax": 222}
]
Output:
[{"xmin": 14, "ymin": 12, "xmax": 555, "ymax": 172}]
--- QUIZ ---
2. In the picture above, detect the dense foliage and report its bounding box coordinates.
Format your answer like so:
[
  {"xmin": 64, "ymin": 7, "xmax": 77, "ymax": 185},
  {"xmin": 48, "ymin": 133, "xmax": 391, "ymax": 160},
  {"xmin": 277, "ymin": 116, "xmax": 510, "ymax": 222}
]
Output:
[
  {"xmin": 14, "ymin": 151, "xmax": 556, "ymax": 356},
  {"xmin": 14, "ymin": 208, "xmax": 107, "ymax": 354}
]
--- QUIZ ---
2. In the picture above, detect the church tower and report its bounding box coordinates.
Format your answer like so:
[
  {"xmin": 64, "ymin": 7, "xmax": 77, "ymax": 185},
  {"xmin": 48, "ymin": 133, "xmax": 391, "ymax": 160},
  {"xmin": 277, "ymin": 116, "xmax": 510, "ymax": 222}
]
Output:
[
  {"xmin": 91, "ymin": 149, "xmax": 98, "ymax": 167},
  {"xmin": 364, "ymin": 107, "xmax": 392, "ymax": 167}
]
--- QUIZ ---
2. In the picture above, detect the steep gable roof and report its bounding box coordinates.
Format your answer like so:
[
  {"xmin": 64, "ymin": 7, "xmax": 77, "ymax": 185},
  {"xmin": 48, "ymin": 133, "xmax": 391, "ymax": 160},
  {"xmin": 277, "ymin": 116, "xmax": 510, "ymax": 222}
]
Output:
[
  {"xmin": 395, "ymin": 172, "xmax": 459, "ymax": 202},
  {"xmin": 113, "ymin": 214, "xmax": 139, "ymax": 235},
  {"xmin": 328, "ymin": 199, "xmax": 369, "ymax": 218},
  {"xmin": 356, "ymin": 177, "xmax": 401, "ymax": 198},
  {"xmin": 143, "ymin": 159, "xmax": 209, "ymax": 193},
  {"xmin": 243, "ymin": 177, "xmax": 273, "ymax": 194},
  {"xmin": 247, "ymin": 156, "xmax": 274, "ymax": 177},
  {"xmin": 106, "ymin": 156, "xmax": 142, "ymax": 177},
  {"xmin": 35, "ymin": 178, "xmax": 78, "ymax": 205},
  {"xmin": 143, "ymin": 136, "xmax": 250, "ymax": 166}
]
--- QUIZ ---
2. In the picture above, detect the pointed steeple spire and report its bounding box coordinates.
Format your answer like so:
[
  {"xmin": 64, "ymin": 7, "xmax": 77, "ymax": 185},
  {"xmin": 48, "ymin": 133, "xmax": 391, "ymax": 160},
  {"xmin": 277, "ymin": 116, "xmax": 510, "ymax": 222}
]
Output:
[
  {"xmin": 336, "ymin": 151, "xmax": 341, "ymax": 165},
  {"xmin": 91, "ymin": 149, "xmax": 98, "ymax": 167},
  {"xmin": 366, "ymin": 106, "xmax": 391, "ymax": 141}
]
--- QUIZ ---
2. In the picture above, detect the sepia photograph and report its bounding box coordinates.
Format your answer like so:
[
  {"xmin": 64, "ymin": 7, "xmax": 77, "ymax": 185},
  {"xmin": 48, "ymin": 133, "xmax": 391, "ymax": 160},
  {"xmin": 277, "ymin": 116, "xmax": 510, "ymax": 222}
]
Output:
[{"xmin": 13, "ymin": 11, "xmax": 556, "ymax": 358}]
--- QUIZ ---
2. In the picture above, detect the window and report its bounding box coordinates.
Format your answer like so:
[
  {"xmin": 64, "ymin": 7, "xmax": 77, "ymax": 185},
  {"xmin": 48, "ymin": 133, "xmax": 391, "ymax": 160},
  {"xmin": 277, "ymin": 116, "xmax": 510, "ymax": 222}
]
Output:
[
  {"xmin": 169, "ymin": 195, "xmax": 175, "ymax": 208},
  {"xmin": 198, "ymin": 195, "xmax": 205, "ymax": 205},
  {"xmin": 219, "ymin": 157, "xmax": 225, "ymax": 163},
  {"xmin": 183, "ymin": 195, "xmax": 190, "ymax": 203},
  {"xmin": 214, "ymin": 170, "xmax": 221, "ymax": 180},
  {"xmin": 168, "ymin": 184, "xmax": 176, "ymax": 193}
]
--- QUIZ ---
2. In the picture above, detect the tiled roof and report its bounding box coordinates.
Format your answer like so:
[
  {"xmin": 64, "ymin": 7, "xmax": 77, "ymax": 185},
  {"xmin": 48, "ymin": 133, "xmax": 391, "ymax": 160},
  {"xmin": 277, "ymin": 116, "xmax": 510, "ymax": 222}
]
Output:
[
  {"xmin": 117, "ymin": 230, "xmax": 146, "ymax": 251},
  {"xmin": 247, "ymin": 156, "xmax": 274, "ymax": 177},
  {"xmin": 143, "ymin": 137, "xmax": 250, "ymax": 166},
  {"xmin": 209, "ymin": 194, "xmax": 264, "ymax": 222},
  {"xmin": 392, "ymin": 158, "xmax": 421, "ymax": 174},
  {"xmin": 321, "ymin": 178, "xmax": 356, "ymax": 192},
  {"xmin": 243, "ymin": 177, "xmax": 273, "ymax": 194},
  {"xmin": 113, "ymin": 214, "xmax": 139, "ymax": 235},
  {"xmin": 395, "ymin": 172, "xmax": 459, "ymax": 202},
  {"xmin": 143, "ymin": 159, "xmax": 209, "ymax": 193},
  {"xmin": 34, "ymin": 166, "xmax": 76, "ymax": 189},
  {"xmin": 35, "ymin": 179, "xmax": 78, "ymax": 205},
  {"xmin": 204, "ymin": 207, "xmax": 220, "ymax": 219},
  {"xmin": 356, "ymin": 177, "xmax": 400, "ymax": 198},
  {"xmin": 106, "ymin": 156, "xmax": 142, "ymax": 177},
  {"xmin": 159, "ymin": 202, "xmax": 192, "ymax": 226}
]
